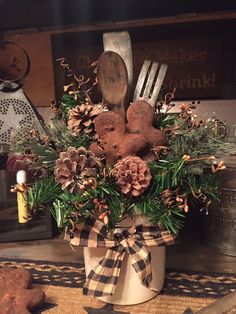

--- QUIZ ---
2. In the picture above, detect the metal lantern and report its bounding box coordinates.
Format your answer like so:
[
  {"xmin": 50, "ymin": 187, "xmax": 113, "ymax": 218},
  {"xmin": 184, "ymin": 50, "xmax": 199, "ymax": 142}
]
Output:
[{"xmin": 0, "ymin": 41, "xmax": 43, "ymax": 150}]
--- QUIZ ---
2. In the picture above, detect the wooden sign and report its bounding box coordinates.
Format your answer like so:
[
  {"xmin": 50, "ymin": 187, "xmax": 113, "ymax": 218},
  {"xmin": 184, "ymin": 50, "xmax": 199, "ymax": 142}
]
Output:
[
  {"xmin": 51, "ymin": 26, "xmax": 227, "ymax": 101},
  {"xmin": 132, "ymin": 38, "xmax": 221, "ymax": 99}
]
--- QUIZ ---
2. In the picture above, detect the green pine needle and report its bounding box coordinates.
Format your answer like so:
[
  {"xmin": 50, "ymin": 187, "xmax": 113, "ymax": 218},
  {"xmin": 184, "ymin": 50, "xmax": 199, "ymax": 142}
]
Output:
[{"xmin": 28, "ymin": 176, "xmax": 62, "ymax": 212}]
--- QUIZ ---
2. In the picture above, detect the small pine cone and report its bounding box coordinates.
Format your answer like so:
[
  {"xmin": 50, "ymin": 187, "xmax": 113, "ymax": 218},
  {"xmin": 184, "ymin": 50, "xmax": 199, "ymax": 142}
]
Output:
[
  {"xmin": 68, "ymin": 102, "xmax": 104, "ymax": 139},
  {"xmin": 112, "ymin": 156, "xmax": 152, "ymax": 196},
  {"xmin": 55, "ymin": 146, "xmax": 100, "ymax": 192}
]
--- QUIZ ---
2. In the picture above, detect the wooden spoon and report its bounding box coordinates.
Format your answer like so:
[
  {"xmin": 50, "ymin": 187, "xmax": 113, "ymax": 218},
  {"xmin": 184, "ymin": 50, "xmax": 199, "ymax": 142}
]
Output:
[
  {"xmin": 97, "ymin": 51, "xmax": 128, "ymax": 121},
  {"xmin": 103, "ymin": 31, "xmax": 133, "ymax": 110}
]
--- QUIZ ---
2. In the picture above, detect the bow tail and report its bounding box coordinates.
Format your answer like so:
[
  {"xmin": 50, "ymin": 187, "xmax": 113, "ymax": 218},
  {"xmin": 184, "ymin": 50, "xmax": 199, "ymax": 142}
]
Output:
[
  {"xmin": 124, "ymin": 238, "xmax": 156, "ymax": 291},
  {"xmin": 83, "ymin": 245, "xmax": 125, "ymax": 297}
]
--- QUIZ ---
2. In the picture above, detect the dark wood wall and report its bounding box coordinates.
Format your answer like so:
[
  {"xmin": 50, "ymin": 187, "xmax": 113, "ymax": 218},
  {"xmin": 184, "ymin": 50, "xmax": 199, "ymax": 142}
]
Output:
[{"xmin": 0, "ymin": 0, "xmax": 235, "ymax": 30}]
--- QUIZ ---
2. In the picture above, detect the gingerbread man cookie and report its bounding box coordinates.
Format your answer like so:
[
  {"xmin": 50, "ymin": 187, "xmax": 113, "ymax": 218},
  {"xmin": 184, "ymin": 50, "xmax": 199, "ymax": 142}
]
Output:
[
  {"xmin": 126, "ymin": 100, "xmax": 166, "ymax": 160},
  {"xmin": 0, "ymin": 268, "xmax": 45, "ymax": 314},
  {"xmin": 89, "ymin": 111, "xmax": 147, "ymax": 166}
]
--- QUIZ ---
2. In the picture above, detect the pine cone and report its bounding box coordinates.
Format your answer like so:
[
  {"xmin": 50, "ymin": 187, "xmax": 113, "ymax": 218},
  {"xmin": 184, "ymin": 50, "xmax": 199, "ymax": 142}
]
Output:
[
  {"xmin": 112, "ymin": 156, "xmax": 152, "ymax": 196},
  {"xmin": 68, "ymin": 102, "xmax": 103, "ymax": 139},
  {"xmin": 55, "ymin": 146, "xmax": 100, "ymax": 192}
]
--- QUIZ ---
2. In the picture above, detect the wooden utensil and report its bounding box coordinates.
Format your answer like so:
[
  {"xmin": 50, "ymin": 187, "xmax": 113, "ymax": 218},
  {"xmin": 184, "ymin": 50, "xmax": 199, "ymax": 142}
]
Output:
[
  {"xmin": 103, "ymin": 31, "xmax": 133, "ymax": 110},
  {"xmin": 133, "ymin": 60, "xmax": 168, "ymax": 108},
  {"xmin": 97, "ymin": 51, "xmax": 128, "ymax": 121}
]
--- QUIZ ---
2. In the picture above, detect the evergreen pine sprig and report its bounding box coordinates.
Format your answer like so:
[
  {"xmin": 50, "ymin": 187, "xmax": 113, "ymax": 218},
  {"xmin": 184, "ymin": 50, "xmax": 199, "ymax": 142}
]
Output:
[
  {"xmin": 51, "ymin": 177, "xmax": 125, "ymax": 230},
  {"xmin": 28, "ymin": 176, "xmax": 62, "ymax": 213},
  {"xmin": 136, "ymin": 196, "xmax": 185, "ymax": 234},
  {"xmin": 11, "ymin": 121, "xmax": 89, "ymax": 172},
  {"xmin": 132, "ymin": 157, "xmax": 220, "ymax": 234},
  {"xmin": 167, "ymin": 117, "xmax": 231, "ymax": 159}
]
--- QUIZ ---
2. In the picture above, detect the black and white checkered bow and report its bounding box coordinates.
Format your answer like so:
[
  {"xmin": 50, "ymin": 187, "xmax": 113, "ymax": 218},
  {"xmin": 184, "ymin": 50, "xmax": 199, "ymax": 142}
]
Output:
[{"xmin": 65, "ymin": 218, "xmax": 175, "ymax": 297}]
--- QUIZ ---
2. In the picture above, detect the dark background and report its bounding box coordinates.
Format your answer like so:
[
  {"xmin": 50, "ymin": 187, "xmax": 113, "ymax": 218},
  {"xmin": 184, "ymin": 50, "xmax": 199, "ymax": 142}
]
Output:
[
  {"xmin": 0, "ymin": 0, "xmax": 235, "ymax": 31},
  {"xmin": 1, "ymin": 1, "xmax": 236, "ymax": 101}
]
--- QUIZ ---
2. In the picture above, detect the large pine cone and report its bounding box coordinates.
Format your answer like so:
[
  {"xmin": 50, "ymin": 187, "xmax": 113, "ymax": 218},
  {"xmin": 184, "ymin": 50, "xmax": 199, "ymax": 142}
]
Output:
[
  {"xmin": 112, "ymin": 156, "xmax": 152, "ymax": 196},
  {"xmin": 68, "ymin": 102, "xmax": 103, "ymax": 138},
  {"xmin": 55, "ymin": 146, "xmax": 100, "ymax": 192}
]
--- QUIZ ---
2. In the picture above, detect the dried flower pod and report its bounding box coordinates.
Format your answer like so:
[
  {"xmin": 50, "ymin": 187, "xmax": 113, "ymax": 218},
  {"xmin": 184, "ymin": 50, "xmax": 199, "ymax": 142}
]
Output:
[
  {"xmin": 211, "ymin": 160, "xmax": 226, "ymax": 173},
  {"xmin": 54, "ymin": 146, "xmax": 100, "ymax": 192},
  {"xmin": 180, "ymin": 103, "xmax": 187, "ymax": 110},
  {"xmin": 218, "ymin": 160, "xmax": 225, "ymax": 168},
  {"xmin": 111, "ymin": 156, "xmax": 152, "ymax": 196},
  {"xmin": 182, "ymin": 154, "xmax": 190, "ymax": 161}
]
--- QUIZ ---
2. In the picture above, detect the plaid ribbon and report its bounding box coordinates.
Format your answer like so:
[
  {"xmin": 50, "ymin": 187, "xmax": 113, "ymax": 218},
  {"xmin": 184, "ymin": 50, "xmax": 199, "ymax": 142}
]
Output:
[{"xmin": 65, "ymin": 218, "xmax": 175, "ymax": 297}]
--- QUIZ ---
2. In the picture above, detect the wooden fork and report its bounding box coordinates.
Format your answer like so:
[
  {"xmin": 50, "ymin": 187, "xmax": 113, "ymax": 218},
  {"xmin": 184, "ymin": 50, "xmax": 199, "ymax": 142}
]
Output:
[{"xmin": 133, "ymin": 60, "xmax": 168, "ymax": 107}]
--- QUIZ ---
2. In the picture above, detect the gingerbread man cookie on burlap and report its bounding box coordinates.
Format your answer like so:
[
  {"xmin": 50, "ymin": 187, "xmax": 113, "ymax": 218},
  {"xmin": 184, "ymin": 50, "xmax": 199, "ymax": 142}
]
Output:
[{"xmin": 0, "ymin": 268, "xmax": 45, "ymax": 314}]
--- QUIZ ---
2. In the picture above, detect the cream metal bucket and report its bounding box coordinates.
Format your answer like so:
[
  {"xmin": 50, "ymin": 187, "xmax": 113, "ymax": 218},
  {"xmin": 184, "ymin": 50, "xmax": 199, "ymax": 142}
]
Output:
[{"xmin": 83, "ymin": 215, "xmax": 166, "ymax": 305}]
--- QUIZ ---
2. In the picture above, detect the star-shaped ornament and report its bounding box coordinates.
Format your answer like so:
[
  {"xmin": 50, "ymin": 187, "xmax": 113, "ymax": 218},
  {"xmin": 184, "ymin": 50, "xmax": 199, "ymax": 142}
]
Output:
[
  {"xmin": 0, "ymin": 96, "xmax": 43, "ymax": 146},
  {"xmin": 0, "ymin": 103, "xmax": 27, "ymax": 135}
]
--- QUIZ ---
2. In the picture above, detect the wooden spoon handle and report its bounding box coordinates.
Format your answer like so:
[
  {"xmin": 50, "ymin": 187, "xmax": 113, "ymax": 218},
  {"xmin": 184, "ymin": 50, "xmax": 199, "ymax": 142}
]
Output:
[{"xmin": 108, "ymin": 102, "xmax": 126, "ymax": 121}]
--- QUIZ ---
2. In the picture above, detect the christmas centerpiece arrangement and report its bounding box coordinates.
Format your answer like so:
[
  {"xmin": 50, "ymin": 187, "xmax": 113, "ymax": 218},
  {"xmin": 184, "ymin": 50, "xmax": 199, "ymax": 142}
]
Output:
[{"xmin": 11, "ymin": 39, "xmax": 229, "ymax": 304}]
